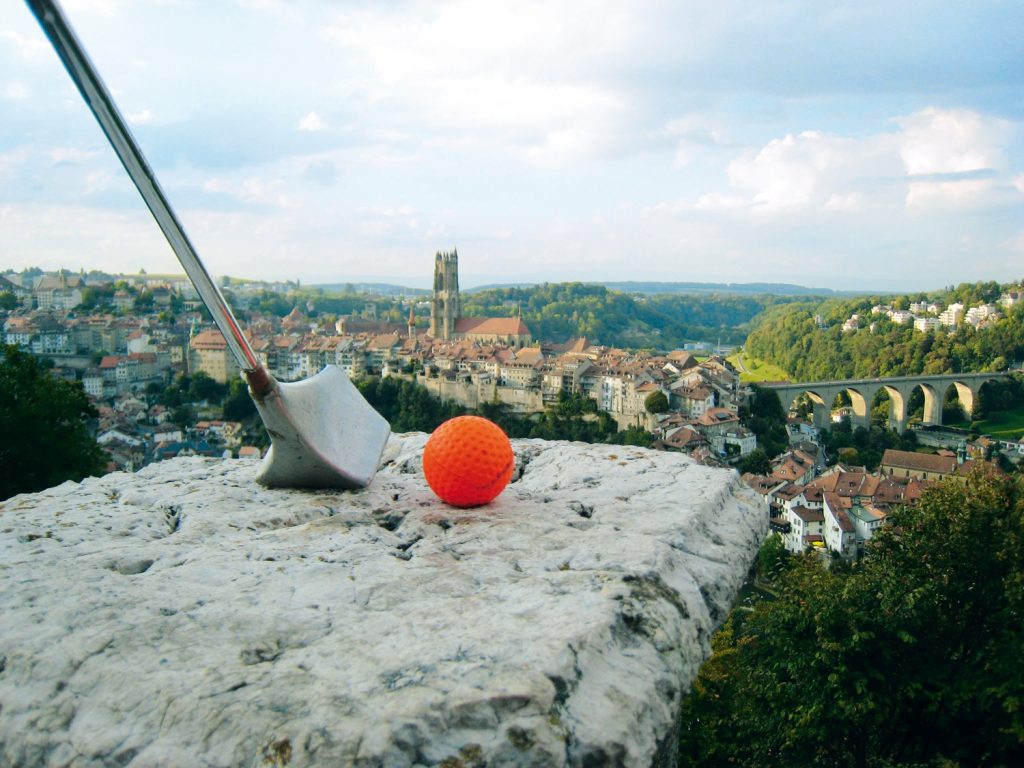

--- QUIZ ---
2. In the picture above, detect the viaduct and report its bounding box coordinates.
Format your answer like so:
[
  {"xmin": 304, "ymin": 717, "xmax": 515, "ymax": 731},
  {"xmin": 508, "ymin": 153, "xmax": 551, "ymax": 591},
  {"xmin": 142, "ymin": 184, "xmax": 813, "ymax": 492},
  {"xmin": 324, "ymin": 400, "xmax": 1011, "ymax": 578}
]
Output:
[{"xmin": 760, "ymin": 372, "xmax": 1010, "ymax": 434}]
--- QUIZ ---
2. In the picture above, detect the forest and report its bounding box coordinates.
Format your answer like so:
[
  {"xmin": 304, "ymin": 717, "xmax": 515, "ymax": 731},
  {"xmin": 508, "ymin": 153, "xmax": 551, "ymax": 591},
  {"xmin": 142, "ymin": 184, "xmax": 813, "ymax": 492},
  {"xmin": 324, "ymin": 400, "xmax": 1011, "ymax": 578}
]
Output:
[
  {"xmin": 459, "ymin": 282, "xmax": 803, "ymax": 348},
  {"xmin": 679, "ymin": 469, "xmax": 1024, "ymax": 767},
  {"xmin": 217, "ymin": 281, "xmax": 806, "ymax": 349},
  {"xmin": 745, "ymin": 282, "xmax": 1024, "ymax": 380}
]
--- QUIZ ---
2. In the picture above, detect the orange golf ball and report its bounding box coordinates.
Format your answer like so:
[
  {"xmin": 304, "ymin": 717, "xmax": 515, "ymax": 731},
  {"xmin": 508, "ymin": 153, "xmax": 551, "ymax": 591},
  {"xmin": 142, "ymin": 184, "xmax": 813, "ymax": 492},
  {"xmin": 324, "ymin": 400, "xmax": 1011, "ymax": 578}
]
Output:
[{"xmin": 422, "ymin": 416, "xmax": 514, "ymax": 507}]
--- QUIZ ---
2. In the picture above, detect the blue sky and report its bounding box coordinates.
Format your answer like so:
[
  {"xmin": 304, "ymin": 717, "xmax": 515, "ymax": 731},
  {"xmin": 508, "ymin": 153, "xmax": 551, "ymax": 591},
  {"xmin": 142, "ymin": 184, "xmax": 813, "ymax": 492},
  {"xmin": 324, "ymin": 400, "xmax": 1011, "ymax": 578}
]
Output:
[{"xmin": 2, "ymin": 0, "xmax": 1022, "ymax": 291}]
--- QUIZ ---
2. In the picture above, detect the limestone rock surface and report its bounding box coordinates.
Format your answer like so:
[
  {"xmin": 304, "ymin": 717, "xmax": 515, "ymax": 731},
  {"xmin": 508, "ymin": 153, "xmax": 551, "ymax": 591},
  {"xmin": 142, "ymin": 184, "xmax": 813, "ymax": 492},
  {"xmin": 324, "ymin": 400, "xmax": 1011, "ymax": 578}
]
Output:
[{"xmin": 0, "ymin": 435, "xmax": 766, "ymax": 767}]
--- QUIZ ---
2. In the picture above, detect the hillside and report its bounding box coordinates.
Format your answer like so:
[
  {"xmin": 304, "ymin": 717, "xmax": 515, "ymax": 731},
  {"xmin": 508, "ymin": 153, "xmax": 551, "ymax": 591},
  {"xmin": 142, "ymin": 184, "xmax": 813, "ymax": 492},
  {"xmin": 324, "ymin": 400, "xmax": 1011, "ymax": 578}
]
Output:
[
  {"xmin": 464, "ymin": 280, "xmax": 845, "ymax": 296},
  {"xmin": 229, "ymin": 281, "xmax": 831, "ymax": 349},
  {"xmin": 744, "ymin": 282, "xmax": 1024, "ymax": 380},
  {"xmin": 459, "ymin": 283, "xmax": 809, "ymax": 348}
]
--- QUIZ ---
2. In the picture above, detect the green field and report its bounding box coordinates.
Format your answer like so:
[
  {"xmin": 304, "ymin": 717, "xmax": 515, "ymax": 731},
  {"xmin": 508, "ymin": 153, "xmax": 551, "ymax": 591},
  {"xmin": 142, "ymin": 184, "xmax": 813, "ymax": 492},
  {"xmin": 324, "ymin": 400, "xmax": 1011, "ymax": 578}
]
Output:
[
  {"xmin": 949, "ymin": 408, "xmax": 1024, "ymax": 440},
  {"xmin": 728, "ymin": 352, "xmax": 790, "ymax": 383}
]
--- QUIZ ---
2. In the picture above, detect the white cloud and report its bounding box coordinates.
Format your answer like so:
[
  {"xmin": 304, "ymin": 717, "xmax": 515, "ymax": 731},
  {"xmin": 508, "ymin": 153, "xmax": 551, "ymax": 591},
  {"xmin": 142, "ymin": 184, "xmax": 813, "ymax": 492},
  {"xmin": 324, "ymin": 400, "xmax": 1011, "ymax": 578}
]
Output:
[
  {"xmin": 297, "ymin": 111, "xmax": 326, "ymax": 132},
  {"xmin": 63, "ymin": 0, "xmax": 119, "ymax": 15},
  {"xmin": 351, "ymin": 204, "xmax": 449, "ymax": 242},
  {"xmin": 898, "ymin": 107, "xmax": 1002, "ymax": 175},
  {"xmin": 693, "ymin": 193, "xmax": 747, "ymax": 211},
  {"xmin": 127, "ymin": 109, "xmax": 155, "ymax": 125},
  {"xmin": 905, "ymin": 179, "xmax": 994, "ymax": 210},
  {"xmin": 3, "ymin": 80, "xmax": 29, "ymax": 99},
  {"xmin": 824, "ymin": 192, "xmax": 862, "ymax": 212},
  {"xmin": 0, "ymin": 30, "xmax": 48, "ymax": 61},
  {"xmin": 664, "ymin": 115, "xmax": 728, "ymax": 168},
  {"xmin": 898, "ymin": 107, "xmax": 1010, "ymax": 208},
  {"xmin": 523, "ymin": 126, "xmax": 616, "ymax": 168},
  {"xmin": 203, "ymin": 176, "xmax": 298, "ymax": 208},
  {"xmin": 657, "ymin": 107, "xmax": 1013, "ymax": 217},
  {"xmin": 726, "ymin": 131, "xmax": 863, "ymax": 213},
  {"xmin": 0, "ymin": 146, "xmax": 32, "ymax": 182},
  {"xmin": 1010, "ymin": 230, "xmax": 1024, "ymax": 254},
  {"xmin": 49, "ymin": 147, "xmax": 97, "ymax": 164},
  {"xmin": 323, "ymin": 0, "xmax": 635, "ymax": 164},
  {"xmin": 0, "ymin": 202, "xmax": 176, "ymax": 275}
]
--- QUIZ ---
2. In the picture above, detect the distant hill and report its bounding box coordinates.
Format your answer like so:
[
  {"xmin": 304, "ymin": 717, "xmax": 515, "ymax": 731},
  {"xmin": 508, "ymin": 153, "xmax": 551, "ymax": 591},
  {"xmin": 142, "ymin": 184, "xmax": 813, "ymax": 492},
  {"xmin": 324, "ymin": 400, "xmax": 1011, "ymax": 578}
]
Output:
[
  {"xmin": 456, "ymin": 283, "xmax": 810, "ymax": 348},
  {"xmin": 745, "ymin": 280, "xmax": 1023, "ymax": 379},
  {"xmin": 312, "ymin": 282, "xmax": 430, "ymax": 297},
  {"xmin": 309, "ymin": 279, "xmax": 877, "ymax": 298},
  {"xmin": 465, "ymin": 281, "xmax": 867, "ymax": 297},
  {"xmin": 597, "ymin": 281, "xmax": 841, "ymax": 296}
]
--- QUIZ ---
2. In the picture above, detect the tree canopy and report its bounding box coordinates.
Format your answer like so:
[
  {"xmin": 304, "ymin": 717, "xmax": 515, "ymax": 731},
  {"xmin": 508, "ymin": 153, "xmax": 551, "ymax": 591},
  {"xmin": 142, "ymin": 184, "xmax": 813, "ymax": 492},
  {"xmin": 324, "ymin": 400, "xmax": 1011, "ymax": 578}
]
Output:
[
  {"xmin": 745, "ymin": 283, "xmax": 1024, "ymax": 380},
  {"xmin": 739, "ymin": 385, "xmax": 790, "ymax": 458},
  {"xmin": 680, "ymin": 468, "xmax": 1024, "ymax": 767},
  {"xmin": 644, "ymin": 390, "xmax": 670, "ymax": 414},
  {"xmin": 0, "ymin": 345, "xmax": 106, "ymax": 500},
  {"xmin": 460, "ymin": 282, "xmax": 791, "ymax": 347}
]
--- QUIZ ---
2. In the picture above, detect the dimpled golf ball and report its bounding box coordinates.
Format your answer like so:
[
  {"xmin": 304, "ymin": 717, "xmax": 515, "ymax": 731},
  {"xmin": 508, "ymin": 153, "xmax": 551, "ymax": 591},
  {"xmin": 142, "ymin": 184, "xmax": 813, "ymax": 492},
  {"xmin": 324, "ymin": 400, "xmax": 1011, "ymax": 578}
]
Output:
[{"xmin": 422, "ymin": 415, "xmax": 514, "ymax": 507}]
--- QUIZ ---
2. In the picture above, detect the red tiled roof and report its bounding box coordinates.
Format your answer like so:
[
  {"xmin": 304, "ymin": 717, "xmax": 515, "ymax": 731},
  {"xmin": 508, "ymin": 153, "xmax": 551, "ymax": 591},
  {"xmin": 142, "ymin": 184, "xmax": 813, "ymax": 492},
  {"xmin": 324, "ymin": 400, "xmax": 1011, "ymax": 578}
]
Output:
[
  {"xmin": 828, "ymin": 504, "xmax": 855, "ymax": 533},
  {"xmin": 455, "ymin": 317, "xmax": 531, "ymax": 336},
  {"xmin": 191, "ymin": 329, "xmax": 227, "ymax": 350},
  {"xmin": 881, "ymin": 449, "xmax": 957, "ymax": 475},
  {"xmin": 791, "ymin": 505, "xmax": 824, "ymax": 523}
]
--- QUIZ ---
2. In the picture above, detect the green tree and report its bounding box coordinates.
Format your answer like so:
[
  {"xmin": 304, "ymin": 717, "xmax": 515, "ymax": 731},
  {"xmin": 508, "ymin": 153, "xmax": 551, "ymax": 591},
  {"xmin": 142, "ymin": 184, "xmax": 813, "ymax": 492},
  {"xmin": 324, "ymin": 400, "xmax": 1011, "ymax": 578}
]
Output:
[
  {"xmin": 644, "ymin": 390, "xmax": 670, "ymax": 414},
  {"xmin": 171, "ymin": 403, "xmax": 197, "ymax": 427},
  {"xmin": 745, "ymin": 285, "xmax": 1024, "ymax": 381},
  {"xmin": 740, "ymin": 385, "xmax": 789, "ymax": 458},
  {"xmin": 79, "ymin": 283, "xmax": 115, "ymax": 310},
  {"xmin": 0, "ymin": 345, "xmax": 106, "ymax": 500},
  {"xmin": 754, "ymin": 532, "xmax": 790, "ymax": 581},
  {"xmin": 223, "ymin": 377, "xmax": 257, "ymax": 421},
  {"xmin": 680, "ymin": 468, "xmax": 1024, "ymax": 767},
  {"xmin": 187, "ymin": 371, "xmax": 228, "ymax": 403},
  {"xmin": 734, "ymin": 448, "xmax": 771, "ymax": 475},
  {"xmin": 0, "ymin": 291, "xmax": 17, "ymax": 310},
  {"xmin": 606, "ymin": 424, "xmax": 655, "ymax": 447}
]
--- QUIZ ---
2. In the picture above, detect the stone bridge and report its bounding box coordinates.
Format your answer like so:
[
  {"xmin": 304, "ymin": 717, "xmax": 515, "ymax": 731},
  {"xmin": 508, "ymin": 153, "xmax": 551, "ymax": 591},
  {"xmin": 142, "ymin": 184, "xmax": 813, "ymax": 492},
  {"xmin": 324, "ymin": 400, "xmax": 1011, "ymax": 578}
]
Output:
[{"xmin": 761, "ymin": 372, "xmax": 1010, "ymax": 434}]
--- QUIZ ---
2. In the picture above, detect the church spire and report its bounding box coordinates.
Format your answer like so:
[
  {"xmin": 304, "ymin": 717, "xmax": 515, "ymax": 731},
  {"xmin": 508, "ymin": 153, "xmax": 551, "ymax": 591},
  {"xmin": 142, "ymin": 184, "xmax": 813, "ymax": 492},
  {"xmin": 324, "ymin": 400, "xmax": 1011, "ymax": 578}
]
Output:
[{"xmin": 429, "ymin": 248, "xmax": 460, "ymax": 340}]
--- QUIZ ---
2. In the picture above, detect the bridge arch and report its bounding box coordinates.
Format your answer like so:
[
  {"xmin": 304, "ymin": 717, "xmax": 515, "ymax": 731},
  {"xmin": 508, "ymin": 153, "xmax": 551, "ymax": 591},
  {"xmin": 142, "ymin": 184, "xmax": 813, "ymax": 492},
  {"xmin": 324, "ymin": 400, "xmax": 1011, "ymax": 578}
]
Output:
[
  {"xmin": 843, "ymin": 385, "xmax": 874, "ymax": 430},
  {"xmin": 761, "ymin": 372, "xmax": 1009, "ymax": 436},
  {"xmin": 947, "ymin": 381, "xmax": 977, "ymax": 423},
  {"xmin": 781, "ymin": 389, "xmax": 830, "ymax": 431},
  {"xmin": 876, "ymin": 385, "xmax": 908, "ymax": 433}
]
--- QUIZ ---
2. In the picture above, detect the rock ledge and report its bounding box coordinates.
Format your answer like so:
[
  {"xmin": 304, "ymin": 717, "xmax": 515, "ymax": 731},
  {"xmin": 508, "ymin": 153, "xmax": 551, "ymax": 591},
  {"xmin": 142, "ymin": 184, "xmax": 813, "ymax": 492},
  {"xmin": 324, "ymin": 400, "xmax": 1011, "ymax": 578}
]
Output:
[{"xmin": 0, "ymin": 435, "xmax": 765, "ymax": 767}]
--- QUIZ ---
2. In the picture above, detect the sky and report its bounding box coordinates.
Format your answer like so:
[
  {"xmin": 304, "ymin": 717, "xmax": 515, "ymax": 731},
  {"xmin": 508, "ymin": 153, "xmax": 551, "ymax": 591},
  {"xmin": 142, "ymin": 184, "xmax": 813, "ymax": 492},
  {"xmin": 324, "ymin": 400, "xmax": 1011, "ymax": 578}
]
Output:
[{"xmin": 1, "ymin": 1, "xmax": 1022, "ymax": 292}]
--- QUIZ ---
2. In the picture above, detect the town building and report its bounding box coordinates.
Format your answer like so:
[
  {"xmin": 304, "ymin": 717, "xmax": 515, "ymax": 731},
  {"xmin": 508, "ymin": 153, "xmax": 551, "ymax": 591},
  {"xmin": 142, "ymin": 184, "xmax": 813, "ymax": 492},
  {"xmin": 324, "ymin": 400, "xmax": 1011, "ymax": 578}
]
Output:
[
  {"xmin": 189, "ymin": 328, "xmax": 242, "ymax": 384},
  {"xmin": 427, "ymin": 250, "xmax": 532, "ymax": 348},
  {"xmin": 880, "ymin": 449, "xmax": 959, "ymax": 481}
]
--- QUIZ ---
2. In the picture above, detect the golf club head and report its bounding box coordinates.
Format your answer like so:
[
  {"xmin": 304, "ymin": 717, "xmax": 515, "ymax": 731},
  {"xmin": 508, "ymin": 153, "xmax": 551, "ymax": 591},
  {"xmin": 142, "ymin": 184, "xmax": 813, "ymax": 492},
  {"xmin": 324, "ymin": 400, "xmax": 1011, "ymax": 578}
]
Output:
[{"xmin": 251, "ymin": 365, "xmax": 391, "ymax": 489}]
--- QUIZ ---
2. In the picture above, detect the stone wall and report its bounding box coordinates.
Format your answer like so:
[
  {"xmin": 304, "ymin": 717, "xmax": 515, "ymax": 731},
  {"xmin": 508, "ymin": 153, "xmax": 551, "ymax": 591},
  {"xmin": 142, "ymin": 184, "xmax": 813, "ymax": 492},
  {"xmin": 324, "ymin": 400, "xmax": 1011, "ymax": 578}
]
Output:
[
  {"xmin": 418, "ymin": 374, "xmax": 545, "ymax": 413},
  {"xmin": 0, "ymin": 435, "xmax": 765, "ymax": 767}
]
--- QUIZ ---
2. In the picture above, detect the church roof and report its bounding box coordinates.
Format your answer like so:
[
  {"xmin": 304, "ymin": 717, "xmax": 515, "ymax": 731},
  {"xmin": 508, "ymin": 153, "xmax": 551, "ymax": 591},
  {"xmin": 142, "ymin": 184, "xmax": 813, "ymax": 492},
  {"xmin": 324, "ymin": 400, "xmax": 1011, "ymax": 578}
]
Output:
[
  {"xmin": 513, "ymin": 346, "xmax": 544, "ymax": 365},
  {"xmin": 666, "ymin": 350, "xmax": 699, "ymax": 368},
  {"xmin": 454, "ymin": 317, "xmax": 531, "ymax": 336},
  {"xmin": 880, "ymin": 449, "xmax": 957, "ymax": 475},
  {"xmin": 190, "ymin": 328, "xmax": 227, "ymax": 350}
]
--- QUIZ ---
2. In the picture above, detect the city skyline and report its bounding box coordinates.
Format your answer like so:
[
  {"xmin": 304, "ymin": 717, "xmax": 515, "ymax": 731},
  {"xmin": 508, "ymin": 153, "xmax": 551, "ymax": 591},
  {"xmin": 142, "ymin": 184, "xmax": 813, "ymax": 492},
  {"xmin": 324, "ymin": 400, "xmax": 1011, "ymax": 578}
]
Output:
[{"xmin": 2, "ymin": 1, "xmax": 1022, "ymax": 292}]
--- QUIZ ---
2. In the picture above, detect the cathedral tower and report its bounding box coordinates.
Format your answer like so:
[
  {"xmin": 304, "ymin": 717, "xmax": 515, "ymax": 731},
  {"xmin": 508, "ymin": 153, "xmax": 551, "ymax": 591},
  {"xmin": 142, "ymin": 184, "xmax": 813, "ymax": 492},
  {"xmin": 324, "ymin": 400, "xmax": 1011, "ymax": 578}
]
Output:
[{"xmin": 429, "ymin": 249, "xmax": 460, "ymax": 340}]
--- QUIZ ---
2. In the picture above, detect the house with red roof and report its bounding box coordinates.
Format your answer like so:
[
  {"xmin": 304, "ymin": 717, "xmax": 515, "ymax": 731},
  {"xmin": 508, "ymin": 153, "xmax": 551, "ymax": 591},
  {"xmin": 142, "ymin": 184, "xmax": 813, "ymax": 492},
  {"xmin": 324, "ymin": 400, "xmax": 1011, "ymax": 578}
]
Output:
[{"xmin": 428, "ymin": 250, "xmax": 532, "ymax": 347}]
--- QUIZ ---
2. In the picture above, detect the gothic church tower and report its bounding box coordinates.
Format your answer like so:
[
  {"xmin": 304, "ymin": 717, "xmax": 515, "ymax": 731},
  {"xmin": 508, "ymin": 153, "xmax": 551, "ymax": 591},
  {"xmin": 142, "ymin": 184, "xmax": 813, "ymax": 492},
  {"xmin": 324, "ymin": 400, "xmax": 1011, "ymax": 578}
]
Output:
[{"xmin": 429, "ymin": 249, "xmax": 460, "ymax": 340}]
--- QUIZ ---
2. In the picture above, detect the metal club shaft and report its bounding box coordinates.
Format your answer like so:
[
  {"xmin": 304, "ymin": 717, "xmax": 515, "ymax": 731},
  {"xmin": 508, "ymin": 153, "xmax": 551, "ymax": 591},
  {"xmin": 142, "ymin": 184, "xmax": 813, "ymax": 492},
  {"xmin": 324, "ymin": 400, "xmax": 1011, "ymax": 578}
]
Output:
[{"xmin": 27, "ymin": 0, "xmax": 261, "ymax": 375}]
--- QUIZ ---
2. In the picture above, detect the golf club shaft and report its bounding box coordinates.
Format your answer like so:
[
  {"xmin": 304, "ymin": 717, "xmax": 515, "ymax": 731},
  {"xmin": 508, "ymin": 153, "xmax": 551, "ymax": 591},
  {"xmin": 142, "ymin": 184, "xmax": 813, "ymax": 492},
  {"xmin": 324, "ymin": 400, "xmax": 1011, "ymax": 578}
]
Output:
[{"xmin": 27, "ymin": 0, "xmax": 261, "ymax": 374}]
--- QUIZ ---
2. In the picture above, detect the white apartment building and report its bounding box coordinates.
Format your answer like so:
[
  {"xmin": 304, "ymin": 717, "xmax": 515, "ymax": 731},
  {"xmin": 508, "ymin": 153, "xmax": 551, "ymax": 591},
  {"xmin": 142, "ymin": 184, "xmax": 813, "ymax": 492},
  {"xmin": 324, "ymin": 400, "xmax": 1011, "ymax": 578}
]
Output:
[{"xmin": 938, "ymin": 302, "xmax": 964, "ymax": 327}]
